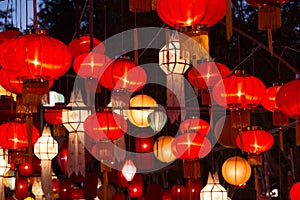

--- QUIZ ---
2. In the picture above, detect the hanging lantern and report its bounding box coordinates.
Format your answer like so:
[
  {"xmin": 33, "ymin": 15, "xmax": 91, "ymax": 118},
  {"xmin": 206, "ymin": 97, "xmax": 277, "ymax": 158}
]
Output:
[
  {"xmin": 135, "ymin": 132, "xmax": 153, "ymax": 153},
  {"xmin": 171, "ymin": 184, "xmax": 186, "ymax": 200},
  {"xmin": 159, "ymin": 31, "xmax": 190, "ymax": 123},
  {"xmin": 213, "ymin": 70, "xmax": 266, "ymax": 128},
  {"xmin": 18, "ymin": 161, "xmax": 33, "ymax": 176},
  {"xmin": 200, "ymin": 172, "xmax": 227, "ymax": 200},
  {"xmin": 276, "ymin": 74, "xmax": 300, "ymax": 146},
  {"xmin": 68, "ymin": 35, "xmax": 105, "ymax": 58},
  {"xmin": 186, "ymin": 178, "xmax": 201, "ymax": 200},
  {"xmin": 128, "ymin": 174, "xmax": 143, "ymax": 198},
  {"xmin": 83, "ymin": 173, "xmax": 98, "ymax": 199},
  {"xmin": 0, "ymin": 149, "xmax": 9, "ymax": 200},
  {"xmin": 0, "ymin": 120, "xmax": 39, "ymax": 150},
  {"xmin": 162, "ymin": 189, "xmax": 172, "ymax": 200},
  {"xmin": 180, "ymin": 117, "xmax": 210, "ymax": 137},
  {"xmin": 34, "ymin": 126, "xmax": 58, "ymax": 200},
  {"xmin": 59, "ymin": 179, "xmax": 72, "ymax": 200},
  {"xmin": 56, "ymin": 140, "xmax": 68, "ymax": 175},
  {"xmin": 172, "ymin": 133, "xmax": 211, "ymax": 160},
  {"xmin": 4, "ymin": 170, "xmax": 15, "ymax": 191},
  {"xmin": 52, "ymin": 179, "xmax": 59, "ymax": 193},
  {"xmin": 112, "ymin": 192, "xmax": 126, "ymax": 200},
  {"xmin": 236, "ymin": 126, "xmax": 274, "ymax": 154},
  {"xmin": 221, "ymin": 156, "xmax": 251, "ymax": 186},
  {"xmin": 121, "ymin": 160, "xmax": 137, "ymax": 182},
  {"xmin": 32, "ymin": 181, "xmax": 44, "ymax": 200},
  {"xmin": 153, "ymin": 136, "xmax": 177, "ymax": 163},
  {"xmin": 15, "ymin": 177, "xmax": 29, "ymax": 200},
  {"xmin": 0, "ymin": 69, "xmax": 23, "ymax": 94},
  {"xmin": 290, "ymin": 182, "xmax": 300, "ymax": 200},
  {"xmin": 44, "ymin": 108, "xmax": 65, "ymax": 137},
  {"xmin": 127, "ymin": 94, "xmax": 158, "ymax": 127},
  {"xmin": 129, "ymin": 0, "xmax": 150, "ymax": 12},
  {"xmin": 147, "ymin": 106, "xmax": 168, "ymax": 133},
  {"xmin": 0, "ymin": 28, "xmax": 22, "ymax": 44}
]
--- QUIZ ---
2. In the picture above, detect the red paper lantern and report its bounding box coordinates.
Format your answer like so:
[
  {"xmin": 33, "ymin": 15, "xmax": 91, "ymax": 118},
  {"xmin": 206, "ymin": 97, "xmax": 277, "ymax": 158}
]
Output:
[
  {"xmin": 290, "ymin": 182, "xmax": 300, "ymax": 200},
  {"xmin": 1, "ymin": 31, "xmax": 71, "ymax": 80},
  {"xmin": 0, "ymin": 120, "xmax": 40, "ymax": 149},
  {"xmin": 157, "ymin": 0, "xmax": 226, "ymax": 28},
  {"xmin": 188, "ymin": 62, "xmax": 230, "ymax": 90},
  {"xmin": 0, "ymin": 69, "xmax": 23, "ymax": 94},
  {"xmin": 84, "ymin": 111, "xmax": 128, "ymax": 141},
  {"xmin": 172, "ymin": 133, "xmax": 211, "ymax": 160},
  {"xmin": 187, "ymin": 179, "xmax": 201, "ymax": 200},
  {"xmin": 236, "ymin": 127, "xmax": 274, "ymax": 154},
  {"xmin": 70, "ymin": 188, "xmax": 84, "ymax": 199},
  {"xmin": 44, "ymin": 109, "xmax": 63, "ymax": 125},
  {"xmin": 179, "ymin": 117, "xmax": 210, "ymax": 137},
  {"xmin": 162, "ymin": 189, "xmax": 172, "ymax": 200},
  {"xmin": 73, "ymin": 52, "xmax": 111, "ymax": 79},
  {"xmin": 261, "ymin": 84, "xmax": 283, "ymax": 112},
  {"xmin": 135, "ymin": 132, "xmax": 153, "ymax": 153},
  {"xmin": 145, "ymin": 184, "xmax": 162, "ymax": 200},
  {"xmin": 171, "ymin": 184, "xmax": 186, "ymax": 200},
  {"xmin": 112, "ymin": 193, "xmax": 126, "ymax": 200},
  {"xmin": 118, "ymin": 171, "xmax": 129, "ymax": 188},
  {"xmin": 99, "ymin": 58, "xmax": 147, "ymax": 92},
  {"xmin": 276, "ymin": 76, "xmax": 300, "ymax": 119},
  {"xmin": 59, "ymin": 179, "xmax": 72, "ymax": 200},
  {"xmin": 18, "ymin": 162, "xmax": 33, "ymax": 176},
  {"xmin": 0, "ymin": 28, "xmax": 22, "ymax": 44},
  {"xmin": 56, "ymin": 140, "xmax": 68, "ymax": 175},
  {"xmin": 212, "ymin": 70, "xmax": 266, "ymax": 110},
  {"xmin": 52, "ymin": 179, "xmax": 60, "ymax": 193},
  {"xmin": 246, "ymin": 0, "xmax": 288, "ymax": 9},
  {"xmin": 68, "ymin": 35, "xmax": 105, "ymax": 58},
  {"xmin": 128, "ymin": 174, "xmax": 143, "ymax": 198},
  {"xmin": 15, "ymin": 177, "xmax": 28, "ymax": 200}
]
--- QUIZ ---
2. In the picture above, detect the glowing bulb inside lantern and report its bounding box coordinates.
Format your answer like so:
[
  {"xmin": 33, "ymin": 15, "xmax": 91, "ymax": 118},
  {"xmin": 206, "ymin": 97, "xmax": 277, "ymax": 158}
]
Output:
[
  {"xmin": 24, "ymin": 165, "xmax": 28, "ymax": 170},
  {"xmin": 133, "ymin": 188, "xmax": 137, "ymax": 192},
  {"xmin": 63, "ymin": 189, "xmax": 67, "ymax": 192},
  {"xmin": 143, "ymin": 144, "xmax": 148, "ymax": 149},
  {"xmin": 186, "ymin": 18, "xmax": 193, "ymax": 26},
  {"xmin": 192, "ymin": 189, "xmax": 195, "ymax": 192},
  {"xmin": 177, "ymin": 189, "xmax": 181, "ymax": 193}
]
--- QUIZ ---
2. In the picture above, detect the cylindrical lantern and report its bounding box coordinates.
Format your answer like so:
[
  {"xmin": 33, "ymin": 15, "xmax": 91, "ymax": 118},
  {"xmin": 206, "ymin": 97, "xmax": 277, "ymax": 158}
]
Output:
[
  {"xmin": 171, "ymin": 184, "xmax": 186, "ymax": 200},
  {"xmin": 127, "ymin": 94, "xmax": 158, "ymax": 127},
  {"xmin": 153, "ymin": 136, "xmax": 177, "ymax": 163},
  {"xmin": 34, "ymin": 126, "xmax": 58, "ymax": 200},
  {"xmin": 200, "ymin": 172, "xmax": 227, "ymax": 200},
  {"xmin": 221, "ymin": 156, "xmax": 251, "ymax": 186}
]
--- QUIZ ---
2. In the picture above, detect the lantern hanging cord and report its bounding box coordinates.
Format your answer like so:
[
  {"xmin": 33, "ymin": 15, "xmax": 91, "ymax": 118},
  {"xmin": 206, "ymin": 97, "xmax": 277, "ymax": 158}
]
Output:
[
  {"xmin": 232, "ymin": 46, "xmax": 260, "ymax": 72},
  {"xmin": 33, "ymin": 0, "xmax": 38, "ymax": 29},
  {"xmin": 278, "ymin": 45, "xmax": 300, "ymax": 80},
  {"xmin": 72, "ymin": 0, "xmax": 89, "ymax": 40},
  {"xmin": 19, "ymin": 0, "xmax": 22, "ymax": 30}
]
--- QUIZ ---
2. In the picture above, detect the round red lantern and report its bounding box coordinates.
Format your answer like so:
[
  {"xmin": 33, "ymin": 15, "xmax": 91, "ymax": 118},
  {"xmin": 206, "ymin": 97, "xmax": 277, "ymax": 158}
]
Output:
[
  {"xmin": 276, "ymin": 75, "xmax": 300, "ymax": 119},
  {"xmin": 70, "ymin": 188, "xmax": 84, "ymax": 199},
  {"xmin": 73, "ymin": 52, "xmax": 111, "ymax": 79},
  {"xmin": 118, "ymin": 170, "xmax": 129, "ymax": 188},
  {"xmin": 68, "ymin": 35, "xmax": 105, "ymax": 58},
  {"xmin": 52, "ymin": 179, "xmax": 60, "ymax": 193},
  {"xmin": 162, "ymin": 189, "xmax": 172, "ymax": 200},
  {"xmin": 179, "ymin": 117, "xmax": 210, "ymax": 137},
  {"xmin": 172, "ymin": 133, "xmax": 211, "ymax": 160},
  {"xmin": 188, "ymin": 62, "xmax": 230, "ymax": 90},
  {"xmin": 290, "ymin": 182, "xmax": 300, "ymax": 200},
  {"xmin": 0, "ymin": 69, "xmax": 23, "ymax": 94},
  {"xmin": 112, "ymin": 192, "xmax": 126, "ymax": 200},
  {"xmin": 1, "ymin": 31, "xmax": 71, "ymax": 80},
  {"xmin": 212, "ymin": 70, "xmax": 266, "ymax": 110},
  {"xmin": 99, "ymin": 57, "xmax": 147, "ymax": 92},
  {"xmin": 187, "ymin": 179, "xmax": 201, "ymax": 200},
  {"xmin": 18, "ymin": 162, "xmax": 33, "ymax": 176},
  {"xmin": 157, "ymin": 0, "xmax": 226, "ymax": 28},
  {"xmin": 15, "ymin": 177, "xmax": 29, "ymax": 200},
  {"xmin": 171, "ymin": 184, "xmax": 186, "ymax": 200},
  {"xmin": 0, "ymin": 28, "xmax": 22, "ymax": 44},
  {"xmin": 84, "ymin": 111, "xmax": 128, "ymax": 141},
  {"xmin": 236, "ymin": 127, "xmax": 274, "ymax": 154},
  {"xmin": 44, "ymin": 109, "xmax": 63, "ymax": 125},
  {"xmin": 135, "ymin": 132, "xmax": 153, "ymax": 153},
  {"xmin": 261, "ymin": 84, "xmax": 283, "ymax": 112},
  {"xmin": 0, "ymin": 120, "xmax": 40, "ymax": 149},
  {"xmin": 128, "ymin": 174, "xmax": 143, "ymax": 198}
]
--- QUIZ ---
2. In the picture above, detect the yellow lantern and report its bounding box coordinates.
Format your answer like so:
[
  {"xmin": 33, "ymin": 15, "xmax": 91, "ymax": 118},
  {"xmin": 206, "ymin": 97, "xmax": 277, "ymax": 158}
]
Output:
[
  {"xmin": 127, "ymin": 94, "xmax": 157, "ymax": 127},
  {"xmin": 153, "ymin": 136, "xmax": 176, "ymax": 163},
  {"xmin": 221, "ymin": 156, "xmax": 251, "ymax": 186}
]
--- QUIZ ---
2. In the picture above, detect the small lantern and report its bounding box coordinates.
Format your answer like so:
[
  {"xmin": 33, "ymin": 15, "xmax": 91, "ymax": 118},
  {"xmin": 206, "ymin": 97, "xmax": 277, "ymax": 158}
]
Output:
[
  {"xmin": 135, "ymin": 132, "xmax": 153, "ymax": 153},
  {"xmin": 0, "ymin": 149, "xmax": 9, "ymax": 200},
  {"xmin": 18, "ymin": 161, "xmax": 33, "ymax": 176},
  {"xmin": 200, "ymin": 172, "xmax": 228, "ymax": 200},
  {"xmin": 147, "ymin": 106, "xmax": 168, "ymax": 133},
  {"xmin": 153, "ymin": 136, "xmax": 177, "ymax": 163},
  {"xmin": 128, "ymin": 174, "xmax": 143, "ymax": 198},
  {"xmin": 121, "ymin": 160, "xmax": 137, "ymax": 182},
  {"xmin": 171, "ymin": 184, "xmax": 186, "ymax": 200},
  {"xmin": 15, "ymin": 177, "xmax": 29, "ymax": 200},
  {"xmin": 34, "ymin": 126, "xmax": 58, "ymax": 200}
]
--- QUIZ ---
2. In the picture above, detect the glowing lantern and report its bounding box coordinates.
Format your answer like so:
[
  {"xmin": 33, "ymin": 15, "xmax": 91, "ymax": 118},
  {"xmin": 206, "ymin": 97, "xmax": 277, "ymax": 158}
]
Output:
[
  {"xmin": 290, "ymin": 182, "xmax": 300, "ymax": 200},
  {"xmin": 221, "ymin": 156, "xmax": 251, "ymax": 186},
  {"xmin": 4, "ymin": 170, "xmax": 15, "ymax": 190},
  {"xmin": 180, "ymin": 117, "xmax": 210, "ymax": 137},
  {"xmin": 0, "ymin": 28, "xmax": 22, "ymax": 44},
  {"xmin": 68, "ymin": 35, "xmax": 104, "ymax": 58},
  {"xmin": 18, "ymin": 162, "xmax": 33, "ymax": 176},
  {"xmin": 171, "ymin": 184, "xmax": 186, "ymax": 200},
  {"xmin": 127, "ymin": 94, "xmax": 157, "ymax": 127},
  {"xmin": 147, "ymin": 107, "xmax": 168, "ymax": 133},
  {"xmin": 236, "ymin": 127, "xmax": 274, "ymax": 154},
  {"xmin": 200, "ymin": 172, "xmax": 227, "ymax": 200},
  {"xmin": 172, "ymin": 133, "xmax": 211, "ymax": 160},
  {"xmin": 135, "ymin": 132, "xmax": 153, "ymax": 153},
  {"xmin": 44, "ymin": 109, "xmax": 63, "ymax": 125},
  {"xmin": 0, "ymin": 149, "xmax": 9, "ymax": 200},
  {"xmin": 122, "ymin": 160, "xmax": 137, "ymax": 182},
  {"xmin": 15, "ymin": 177, "xmax": 29, "ymax": 200},
  {"xmin": 34, "ymin": 126, "xmax": 58, "ymax": 200},
  {"xmin": 56, "ymin": 140, "xmax": 68, "ymax": 175},
  {"xmin": 162, "ymin": 189, "xmax": 172, "ymax": 200},
  {"xmin": 153, "ymin": 136, "xmax": 176, "ymax": 163},
  {"xmin": 186, "ymin": 178, "xmax": 201, "ymax": 200},
  {"xmin": 59, "ymin": 179, "xmax": 72, "ymax": 199},
  {"xmin": 0, "ymin": 69, "xmax": 23, "ymax": 94},
  {"xmin": 128, "ymin": 174, "xmax": 143, "ymax": 198},
  {"xmin": 52, "ymin": 179, "xmax": 59, "ymax": 193}
]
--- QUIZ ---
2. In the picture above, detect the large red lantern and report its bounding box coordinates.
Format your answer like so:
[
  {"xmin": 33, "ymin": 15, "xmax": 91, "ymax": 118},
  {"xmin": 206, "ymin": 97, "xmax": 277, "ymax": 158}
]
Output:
[
  {"xmin": 171, "ymin": 184, "xmax": 186, "ymax": 200},
  {"xmin": 135, "ymin": 132, "xmax": 153, "ymax": 153},
  {"xmin": 99, "ymin": 58, "xmax": 147, "ymax": 92},
  {"xmin": 52, "ymin": 179, "xmax": 60, "ymax": 193},
  {"xmin": 157, "ymin": 0, "xmax": 226, "ymax": 28},
  {"xmin": 0, "ymin": 28, "xmax": 22, "ymax": 44},
  {"xmin": 128, "ymin": 174, "xmax": 143, "ymax": 198},
  {"xmin": 15, "ymin": 177, "xmax": 29, "ymax": 200},
  {"xmin": 0, "ymin": 69, "xmax": 23, "ymax": 94},
  {"xmin": 73, "ymin": 52, "xmax": 111, "ymax": 79},
  {"xmin": 290, "ymin": 182, "xmax": 300, "ymax": 200},
  {"xmin": 188, "ymin": 62, "xmax": 230, "ymax": 90},
  {"xmin": 1, "ymin": 31, "xmax": 71, "ymax": 80},
  {"xmin": 68, "ymin": 35, "xmax": 105, "ymax": 58},
  {"xmin": 84, "ymin": 111, "xmax": 128, "ymax": 141},
  {"xmin": 187, "ymin": 179, "xmax": 201, "ymax": 200},
  {"xmin": 172, "ymin": 133, "xmax": 211, "ymax": 160},
  {"xmin": 18, "ymin": 162, "xmax": 33, "ymax": 176},
  {"xmin": 0, "ymin": 120, "xmax": 39, "ymax": 149},
  {"xmin": 236, "ymin": 127, "xmax": 274, "ymax": 154},
  {"xmin": 179, "ymin": 117, "xmax": 210, "ymax": 137},
  {"xmin": 59, "ymin": 179, "xmax": 72, "ymax": 200},
  {"xmin": 162, "ymin": 189, "xmax": 172, "ymax": 200}
]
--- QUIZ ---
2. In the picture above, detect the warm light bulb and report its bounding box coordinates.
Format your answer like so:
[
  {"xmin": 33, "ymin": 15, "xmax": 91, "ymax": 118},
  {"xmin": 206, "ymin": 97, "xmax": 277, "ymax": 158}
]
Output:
[
  {"xmin": 177, "ymin": 188, "xmax": 181, "ymax": 193},
  {"xmin": 143, "ymin": 144, "xmax": 148, "ymax": 149},
  {"xmin": 133, "ymin": 188, "xmax": 138, "ymax": 192}
]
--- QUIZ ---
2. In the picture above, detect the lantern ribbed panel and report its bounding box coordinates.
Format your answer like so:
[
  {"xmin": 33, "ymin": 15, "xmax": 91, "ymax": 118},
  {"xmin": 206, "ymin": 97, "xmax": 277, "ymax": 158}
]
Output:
[
  {"xmin": 68, "ymin": 35, "xmax": 104, "ymax": 58},
  {"xmin": 128, "ymin": 174, "xmax": 143, "ymax": 198},
  {"xmin": 180, "ymin": 118, "xmax": 210, "ymax": 137},
  {"xmin": 1, "ymin": 33, "xmax": 72, "ymax": 80},
  {"xmin": 276, "ymin": 78, "xmax": 300, "ymax": 119},
  {"xmin": 261, "ymin": 84, "xmax": 283, "ymax": 112},
  {"xmin": 236, "ymin": 129, "xmax": 274, "ymax": 154},
  {"xmin": 153, "ymin": 136, "xmax": 177, "ymax": 163},
  {"xmin": 100, "ymin": 58, "xmax": 147, "ymax": 92},
  {"xmin": 0, "ymin": 70, "xmax": 23, "ymax": 94},
  {"xmin": 44, "ymin": 109, "xmax": 63, "ymax": 125},
  {"xmin": 157, "ymin": 0, "xmax": 226, "ymax": 28},
  {"xmin": 171, "ymin": 184, "xmax": 186, "ymax": 200},
  {"xmin": 212, "ymin": 72, "xmax": 266, "ymax": 110},
  {"xmin": 34, "ymin": 135, "xmax": 58, "ymax": 160},
  {"xmin": 15, "ymin": 177, "xmax": 29, "ymax": 200}
]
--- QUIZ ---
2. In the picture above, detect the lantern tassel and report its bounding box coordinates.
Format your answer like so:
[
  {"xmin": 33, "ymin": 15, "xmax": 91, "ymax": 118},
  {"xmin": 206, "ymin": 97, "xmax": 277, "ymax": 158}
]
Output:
[
  {"xmin": 267, "ymin": 29, "xmax": 273, "ymax": 55},
  {"xmin": 279, "ymin": 127, "xmax": 284, "ymax": 151},
  {"xmin": 67, "ymin": 132, "xmax": 85, "ymax": 177},
  {"xmin": 41, "ymin": 160, "xmax": 53, "ymax": 200},
  {"xmin": 226, "ymin": 0, "xmax": 233, "ymax": 41},
  {"xmin": 26, "ymin": 114, "xmax": 33, "ymax": 163},
  {"xmin": 296, "ymin": 119, "xmax": 300, "ymax": 146},
  {"xmin": 0, "ymin": 177, "xmax": 4, "ymax": 200}
]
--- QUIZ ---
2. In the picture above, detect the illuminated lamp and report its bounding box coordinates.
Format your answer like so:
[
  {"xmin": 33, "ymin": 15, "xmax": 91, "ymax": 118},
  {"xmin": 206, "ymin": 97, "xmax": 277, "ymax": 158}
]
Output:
[
  {"xmin": 153, "ymin": 136, "xmax": 176, "ymax": 163},
  {"xmin": 147, "ymin": 106, "xmax": 168, "ymax": 133},
  {"xmin": 68, "ymin": 35, "xmax": 104, "ymax": 58},
  {"xmin": 128, "ymin": 174, "xmax": 143, "ymax": 198},
  {"xmin": 122, "ymin": 160, "xmax": 137, "ymax": 182},
  {"xmin": 135, "ymin": 132, "xmax": 153, "ymax": 153},
  {"xmin": 180, "ymin": 117, "xmax": 210, "ymax": 137},
  {"xmin": 15, "ymin": 177, "xmax": 29, "ymax": 200},
  {"xmin": 171, "ymin": 184, "xmax": 186, "ymax": 200},
  {"xmin": 200, "ymin": 172, "xmax": 227, "ymax": 200},
  {"xmin": 18, "ymin": 161, "xmax": 33, "ymax": 176}
]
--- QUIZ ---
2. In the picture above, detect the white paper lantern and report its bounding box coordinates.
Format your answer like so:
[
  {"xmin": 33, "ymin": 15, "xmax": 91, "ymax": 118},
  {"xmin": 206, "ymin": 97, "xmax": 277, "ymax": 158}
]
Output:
[
  {"xmin": 122, "ymin": 160, "xmax": 137, "ymax": 182},
  {"xmin": 200, "ymin": 172, "xmax": 228, "ymax": 200},
  {"xmin": 148, "ymin": 106, "xmax": 168, "ymax": 133}
]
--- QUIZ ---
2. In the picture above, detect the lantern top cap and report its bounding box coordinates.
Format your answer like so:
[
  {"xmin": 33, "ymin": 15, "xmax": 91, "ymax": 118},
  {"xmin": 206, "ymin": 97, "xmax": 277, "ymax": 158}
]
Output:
[
  {"xmin": 247, "ymin": 126, "xmax": 263, "ymax": 131},
  {"xmin": 232, "ymin": 70, "xmax": 246, "ymax": 75},
  {"xmin": 24, "ymin": 29, "xmax": 47, "ymax": 35},
  {"xmin": 272, "ymin": 82, "xmax": 284, "ymax": 86}
]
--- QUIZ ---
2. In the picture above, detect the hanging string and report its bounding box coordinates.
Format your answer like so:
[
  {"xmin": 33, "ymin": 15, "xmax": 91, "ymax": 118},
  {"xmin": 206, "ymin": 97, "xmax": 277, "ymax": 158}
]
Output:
[
  {"xmin": 232, "ymin": 46, "xmax": 260, "ymax": 71},
  {"xmin": 15, "ymin": 0, "xmax": 17, "ymax": 29},
  {"xmin": 33, "ymin": 0, "xmax": 38, "ymax": 29},
  {"xmin": 75, "ymin": 0, "xmax": 80, "ymax": 39},
  {"xmin": 121, "ymin": 0, "xmax": 124, "ymax": 54},
  {"xmin": 19, "ymin": 0, "xmax": 22, "ymax": 30},
  {"xmin": 72, "ymin": 0, "xmax": 88, "ymax": 40},
  {"xmin": 89, "ymin": 0, "xmax": 94, "ymax": 52},
  {"xmin": 26, "ymin": 0, "xmax": 28, "ymax": 28}
]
